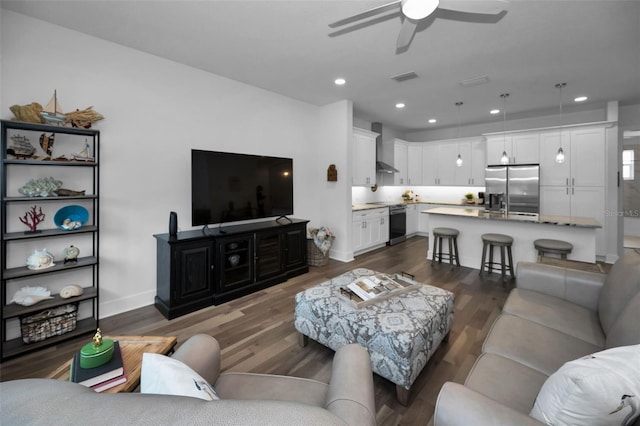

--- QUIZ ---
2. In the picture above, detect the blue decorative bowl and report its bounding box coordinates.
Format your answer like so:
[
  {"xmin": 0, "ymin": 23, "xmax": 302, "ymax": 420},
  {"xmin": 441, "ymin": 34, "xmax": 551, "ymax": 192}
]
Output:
[{"xmin": 54, "ymin": 205, "xmax": 89, "ymax": 230}]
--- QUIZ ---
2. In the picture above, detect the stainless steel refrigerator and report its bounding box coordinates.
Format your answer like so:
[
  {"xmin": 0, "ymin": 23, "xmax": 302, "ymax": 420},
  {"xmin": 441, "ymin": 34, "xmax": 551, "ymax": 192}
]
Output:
[{"xmin": 485, "ymin": 164, "xmax": 540, "ymax": 214}]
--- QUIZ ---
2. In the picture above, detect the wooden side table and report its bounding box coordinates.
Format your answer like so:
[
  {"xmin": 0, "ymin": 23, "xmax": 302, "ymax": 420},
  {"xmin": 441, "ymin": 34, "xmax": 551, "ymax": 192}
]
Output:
[{"xmin": 47, "ymin": 335, "xmax": 177, "ymax": 393}]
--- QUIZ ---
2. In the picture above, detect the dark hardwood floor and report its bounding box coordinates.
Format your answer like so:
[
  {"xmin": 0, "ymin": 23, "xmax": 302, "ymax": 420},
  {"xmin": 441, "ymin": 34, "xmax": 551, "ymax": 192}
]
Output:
[{"xmin": 1, "ymin": 236, "xmax": 515, "ymax": 425}]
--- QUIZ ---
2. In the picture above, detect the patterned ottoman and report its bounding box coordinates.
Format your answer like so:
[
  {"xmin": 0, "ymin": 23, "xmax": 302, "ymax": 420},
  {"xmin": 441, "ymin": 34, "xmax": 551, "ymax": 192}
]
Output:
[{"xmin": 294, "ymin": 268, "xmax": 455, "ymax": 405}]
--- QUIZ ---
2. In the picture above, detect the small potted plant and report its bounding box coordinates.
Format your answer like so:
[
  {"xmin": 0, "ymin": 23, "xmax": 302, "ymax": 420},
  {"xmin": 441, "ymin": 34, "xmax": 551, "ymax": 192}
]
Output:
[{"xmin": 464, "ymin": 193, "xmax": 475, "ymax": 204}]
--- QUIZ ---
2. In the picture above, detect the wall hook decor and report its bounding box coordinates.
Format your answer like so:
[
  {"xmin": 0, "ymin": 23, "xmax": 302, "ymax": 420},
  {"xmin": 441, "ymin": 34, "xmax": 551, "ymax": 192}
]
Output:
[{"xmin": 327, "ymin": 164, "xmax": 337, "ymax": 182}]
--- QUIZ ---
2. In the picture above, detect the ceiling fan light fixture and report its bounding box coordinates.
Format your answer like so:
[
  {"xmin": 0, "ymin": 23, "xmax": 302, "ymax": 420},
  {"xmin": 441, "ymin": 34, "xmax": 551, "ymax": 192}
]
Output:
[{"xmin": 401, "ymin": 0, "xmax": 439, "ymax": 20}]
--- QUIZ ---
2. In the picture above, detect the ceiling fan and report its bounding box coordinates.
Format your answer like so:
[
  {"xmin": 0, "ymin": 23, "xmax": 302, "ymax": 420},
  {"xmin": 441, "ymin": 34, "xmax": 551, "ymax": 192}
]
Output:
[{"xmin": 329, "ymin": 0, "xmax": 508, "ymax": 50}]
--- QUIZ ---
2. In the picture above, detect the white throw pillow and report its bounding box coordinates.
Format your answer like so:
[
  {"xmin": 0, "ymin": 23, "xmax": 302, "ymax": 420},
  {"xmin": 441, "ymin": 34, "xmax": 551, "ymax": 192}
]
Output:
[
  {"xmin": 141, "ymin": 353, "xmax": 219, "ymax": 401},
  {"xmin": 530, "ymin": 345, "xmax": 640, "ymax": 426}
]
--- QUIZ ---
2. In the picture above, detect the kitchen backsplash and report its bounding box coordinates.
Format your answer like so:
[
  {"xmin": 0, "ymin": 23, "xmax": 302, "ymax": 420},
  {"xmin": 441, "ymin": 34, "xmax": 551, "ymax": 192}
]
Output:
[{"xmin": 352, "ymin": 185, "xmax": 486, "ymax": 205}]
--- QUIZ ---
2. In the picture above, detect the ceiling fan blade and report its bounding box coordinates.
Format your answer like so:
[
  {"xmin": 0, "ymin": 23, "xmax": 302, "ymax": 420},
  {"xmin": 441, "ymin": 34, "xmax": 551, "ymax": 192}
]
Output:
[
  {"xmin": 329, "ymin": 0, "xmax": 401, "ymax": 28},
  {"xmin": 396, "ymin": 18, "xmax": 418, "ymax": 50},
  {"xmin": 438, "ymin": 0, "xmax": 508, "ymax": 15}
]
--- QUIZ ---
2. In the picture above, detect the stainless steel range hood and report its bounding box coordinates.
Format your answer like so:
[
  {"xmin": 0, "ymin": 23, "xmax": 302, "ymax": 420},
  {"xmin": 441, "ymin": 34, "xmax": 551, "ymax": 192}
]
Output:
[
  {"xmin": 371, "ymin": 122, "xmax": 399, "ymax": 173},
  {"xmin": 376, "ymin": 160, "xmax": 399, "ymax": 173}
]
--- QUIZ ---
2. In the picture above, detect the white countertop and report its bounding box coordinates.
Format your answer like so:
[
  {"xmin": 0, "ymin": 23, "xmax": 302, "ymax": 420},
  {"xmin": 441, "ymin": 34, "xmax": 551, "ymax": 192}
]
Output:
[{"xmin": 423, "ymin": 207, "xmax": 601, "ymax": 228}]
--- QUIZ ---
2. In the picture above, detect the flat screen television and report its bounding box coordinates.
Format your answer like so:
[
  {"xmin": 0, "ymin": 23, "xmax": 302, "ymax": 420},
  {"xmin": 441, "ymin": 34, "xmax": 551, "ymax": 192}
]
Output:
[{"xmin": 191, "ymin": 149, "xmax": 294, "ymax": 226}]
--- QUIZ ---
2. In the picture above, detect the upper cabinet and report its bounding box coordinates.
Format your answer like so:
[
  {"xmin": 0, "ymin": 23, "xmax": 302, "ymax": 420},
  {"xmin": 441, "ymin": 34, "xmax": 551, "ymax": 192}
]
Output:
[
  {"xmin": 407, "ymin": 144, "xmax": 423, "ymax": 185},
  {"xmin": 422, "ymin": 138, "xmax": 485, "ymax": 186},
  {"xmin": 393, "ymin": 140, "xmax": 408, "ymax": 185},
  {"xmin": 486, "ymin": 133, "xmax": 539, "ymax": 165},
  {"xmin": 539, "ymin": 126, "xmax": 605, "ymax": 187},
  {"xmin": 390, "ymin": 139, "xmax": 423, "ymax": 185},
  {"xmin": 352, "ymin": 127, "xmax": 378, "ymax": 186}
]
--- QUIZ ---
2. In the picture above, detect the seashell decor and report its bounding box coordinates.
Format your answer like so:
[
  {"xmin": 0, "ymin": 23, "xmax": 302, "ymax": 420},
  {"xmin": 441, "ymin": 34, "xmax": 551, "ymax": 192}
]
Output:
[
  {"xmin": 10, "ymin": 286, "xmax": 53, "ymax": 306},
  {"xmin": 60, "ymin": 284, "xmax": 83, "ymax": 299},
  {"xmin": 26, "ymin": 248, "xmax": 55, "ymax": 270}
]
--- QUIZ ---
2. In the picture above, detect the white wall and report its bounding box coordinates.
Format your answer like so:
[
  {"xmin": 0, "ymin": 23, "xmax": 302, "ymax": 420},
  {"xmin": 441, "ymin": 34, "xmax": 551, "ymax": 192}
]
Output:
[{"xmin": 1, "ymin": 11, "xmax": 351, "ymax": 317}]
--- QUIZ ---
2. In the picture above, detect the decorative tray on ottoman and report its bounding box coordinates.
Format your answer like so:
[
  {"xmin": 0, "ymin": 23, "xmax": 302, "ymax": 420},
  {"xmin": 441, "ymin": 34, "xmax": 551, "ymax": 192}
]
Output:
[{"xmin": 337, "ymin": 272, "xmax": 419, "ymax": 308}]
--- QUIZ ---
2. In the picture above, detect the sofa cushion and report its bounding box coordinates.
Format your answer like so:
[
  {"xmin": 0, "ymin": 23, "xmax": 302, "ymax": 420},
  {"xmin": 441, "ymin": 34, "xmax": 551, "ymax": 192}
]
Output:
[
  {"xmin": 599, "ymin": 249, "xmax": 640, "ymax": 335},
  {"xmin": 214, "ymin": 372, "xmax": 328, "ymax": 407},
  {"xmin": 465, "ymin": 353, "xmax": 548, "ymax": 413},
  {"xmin": 141, "ymin": 353, "xmax": 219, "ymax": 401},
  {"xmin": 503, "ymin": 288, "xmax": 605, "ymax": 346},
  {"xmin": 606, "ymin": 293, "xmax": 640, "ymax": 349},
  {"xmin": 483, "ymin": 314, "xmax": 602, "ymax": 376},
  {"xmin": 530, "ymin": 345, "xmax": 640, "ymax": 426}
]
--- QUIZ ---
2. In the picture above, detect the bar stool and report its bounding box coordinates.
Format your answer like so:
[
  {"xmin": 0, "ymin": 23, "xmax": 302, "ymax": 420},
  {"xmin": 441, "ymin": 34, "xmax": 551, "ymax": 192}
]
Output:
[
  {"xmin": 534, "ymin": 239, "xmax": 573, "ymax": 262},
  {"xmin": 480, "ymin": 233, "xmax": 514, "ymax": 278},
  {"xmin": 431, "ymin": 227, "xmax": 460, "ymax": 266}
]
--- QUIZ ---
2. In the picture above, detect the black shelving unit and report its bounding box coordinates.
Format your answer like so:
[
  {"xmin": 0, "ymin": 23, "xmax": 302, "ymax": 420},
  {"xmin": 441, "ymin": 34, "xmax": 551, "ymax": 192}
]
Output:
[{"xmin": 1, "ymin": 120, "xmax": 100, "ymax": 361}]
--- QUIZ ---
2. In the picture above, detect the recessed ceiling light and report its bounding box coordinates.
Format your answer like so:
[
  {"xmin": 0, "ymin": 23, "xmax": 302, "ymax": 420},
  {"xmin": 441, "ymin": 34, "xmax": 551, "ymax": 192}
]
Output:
[
  {"xmin": 334, "ymin": 78, "xmax": 346, "ymax": 85},
  {"xmin": 574, "ymin": 96, "xmax": 588, "ymax": 102},
  {"xmin": 395, "ymin": 103, "xmax": 406, "ymax": 109},
  {"xmin": 490, "ymin": 109, "xmax": 500, "ymax": 115},
  {"xmin": 428, "ymin": 118, "xmax": 437, "ymax": 124}
]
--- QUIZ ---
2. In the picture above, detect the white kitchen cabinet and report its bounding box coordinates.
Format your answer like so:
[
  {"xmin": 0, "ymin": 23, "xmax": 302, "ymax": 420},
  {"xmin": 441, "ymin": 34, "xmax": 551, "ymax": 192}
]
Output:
[
  {"xmin": 422, "ymin": 138, "xmax": 485, "ymax": 186},
  {"xmin": 422, "ymin": 143, "xmax": 440, "ymax": 185},
  {"xmin": 406, "ymin": 204, "xmax": 418, "ymax": 236},
  {"xmin": 352, "ymin": 208, "xmax": 389, "ymax": 255},
  {"xmin": 455, "ymin": 138, "xmax": 486, "ymax": 185},
  {"xmin": 540, "ymin": 185, "xmax": 605, "ymax": 253},
  {"xmin": 407, "ymin": 144, "xmax": 423, "ymax": 185},
  {"xmin": 486, "ymin": 133, "xmax": 539, "ymax": 165},
  {"xmin": 352, "ymin": 127, "xmax": 378, "ymax": 186},
  {"xmin": 539, "ymin": 126, "xmax": 605, "ymax": 187},
  {"xmin": 438, "ymin": 143, "xmax": 457, "ymax": 185},
  {"xmin": 393, "ymin": 140, "xmax": 409, "ymax": 185},
  {"xmin": 417, "ymin": 203, "xmax": 431, "ymax": 235},
  {"xmin": 421, "ymin": 142, "xmax": 456, "ymax": 185}
]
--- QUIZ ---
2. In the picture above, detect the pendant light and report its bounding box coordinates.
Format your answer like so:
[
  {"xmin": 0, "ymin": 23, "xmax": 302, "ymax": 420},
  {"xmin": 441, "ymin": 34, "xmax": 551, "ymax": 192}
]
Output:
[
  {"xmin": 455, "ymin": 101, "xmax": 463, "ymax": 167},
  {"xmin": 555, "ymin": 82, "xmax": 567, "ymax": 164},
  {"xmin": 500, "ymin": 93, "xmax": 510, "ymax": 165}
]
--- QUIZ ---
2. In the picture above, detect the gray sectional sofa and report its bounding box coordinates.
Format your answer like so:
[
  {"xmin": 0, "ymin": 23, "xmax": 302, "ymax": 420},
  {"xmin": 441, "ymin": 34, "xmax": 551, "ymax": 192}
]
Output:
[
  {"xmin": 1, "ymin": 334, "xmax": 376, "ymax": 425},
  {"xmin": 434, "ymin": 249, "xmax": 640, "ymax": 425}
]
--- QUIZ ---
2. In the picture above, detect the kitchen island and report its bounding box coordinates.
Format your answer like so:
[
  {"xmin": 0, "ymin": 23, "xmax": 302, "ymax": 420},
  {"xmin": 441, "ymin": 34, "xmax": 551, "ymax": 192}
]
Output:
[{"xmin": 423, "ymin": 207, "xmax": 602, "ymax": 268}]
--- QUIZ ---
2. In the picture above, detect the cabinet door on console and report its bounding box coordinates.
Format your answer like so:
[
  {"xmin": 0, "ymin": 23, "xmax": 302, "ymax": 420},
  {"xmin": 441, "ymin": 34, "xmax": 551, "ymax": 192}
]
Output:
[
  {"xmin": 256, "ymin": 230, "xmax": 283, "ymax": 280},
  {"xmin": 283, "ymin": 226, "xmax": 307, "ymax": 270},
  {"xmin": 173, "ymin": 241, "xmax": 214, "ymax": 306},
  {"xmin": 217, "ymin": 235, "xmax": 254, "ymax": 293}
]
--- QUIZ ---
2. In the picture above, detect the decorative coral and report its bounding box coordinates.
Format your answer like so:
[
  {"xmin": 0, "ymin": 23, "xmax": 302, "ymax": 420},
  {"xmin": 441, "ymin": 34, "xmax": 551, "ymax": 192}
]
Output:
[
  {"xmin": 18, "ymin": 176, "xmax": 63, "ymax": 197},
  {"xmin": 19, "ymin": 205, "xmax": 46, "ymax": 232}
]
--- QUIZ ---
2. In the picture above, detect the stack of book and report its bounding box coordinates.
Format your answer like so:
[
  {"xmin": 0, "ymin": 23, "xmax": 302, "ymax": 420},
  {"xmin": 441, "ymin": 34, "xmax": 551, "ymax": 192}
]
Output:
[{"xmin": 69, "ymin": 340, "xmax": 127, "ymax": 392}]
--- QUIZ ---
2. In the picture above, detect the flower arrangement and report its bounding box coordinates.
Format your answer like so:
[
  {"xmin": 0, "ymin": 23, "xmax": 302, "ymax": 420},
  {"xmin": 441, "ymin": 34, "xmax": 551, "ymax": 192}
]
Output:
[
  {"xmin": 308, "ymin": 226, "xmax": 335, "ymax": 256},
  {"xmin": 402, "ymin": 189, "xmax": 414, "ymax": 202}
]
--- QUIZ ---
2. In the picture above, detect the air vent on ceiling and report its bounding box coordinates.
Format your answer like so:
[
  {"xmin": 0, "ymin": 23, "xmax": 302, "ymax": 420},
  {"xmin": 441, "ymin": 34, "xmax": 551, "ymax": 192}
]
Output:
[
  {"xmin": 459, "ymin": 75, "xmax": 490, "ymax": 87},
  {"xmin": 390, "ymin": 71, "xmax": 419, "ymax": 82}
]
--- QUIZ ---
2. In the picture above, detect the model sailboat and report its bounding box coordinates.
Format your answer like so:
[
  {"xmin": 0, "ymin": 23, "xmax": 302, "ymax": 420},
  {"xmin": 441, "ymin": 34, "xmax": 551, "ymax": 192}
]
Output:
[{"xmin": 40, "ymin": 90, "xmax": 66, "ymax": 125}]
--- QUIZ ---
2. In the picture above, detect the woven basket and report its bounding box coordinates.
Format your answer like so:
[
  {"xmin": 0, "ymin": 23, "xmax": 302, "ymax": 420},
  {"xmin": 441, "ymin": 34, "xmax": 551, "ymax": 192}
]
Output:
[
  {"xmin": 20, "ymin": 303, "xmax": 78, "ymax": 344},
  {"xmin": 307, "ymin": 239, "xmax": 330, "ymax": 267}
]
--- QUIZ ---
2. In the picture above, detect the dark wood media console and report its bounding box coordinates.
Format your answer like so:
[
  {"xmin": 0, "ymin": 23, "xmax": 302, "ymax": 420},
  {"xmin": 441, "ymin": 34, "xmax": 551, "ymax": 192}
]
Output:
[{"xmin": 154, "ymin": 218, "xmax": 309, "ymax": 319}]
